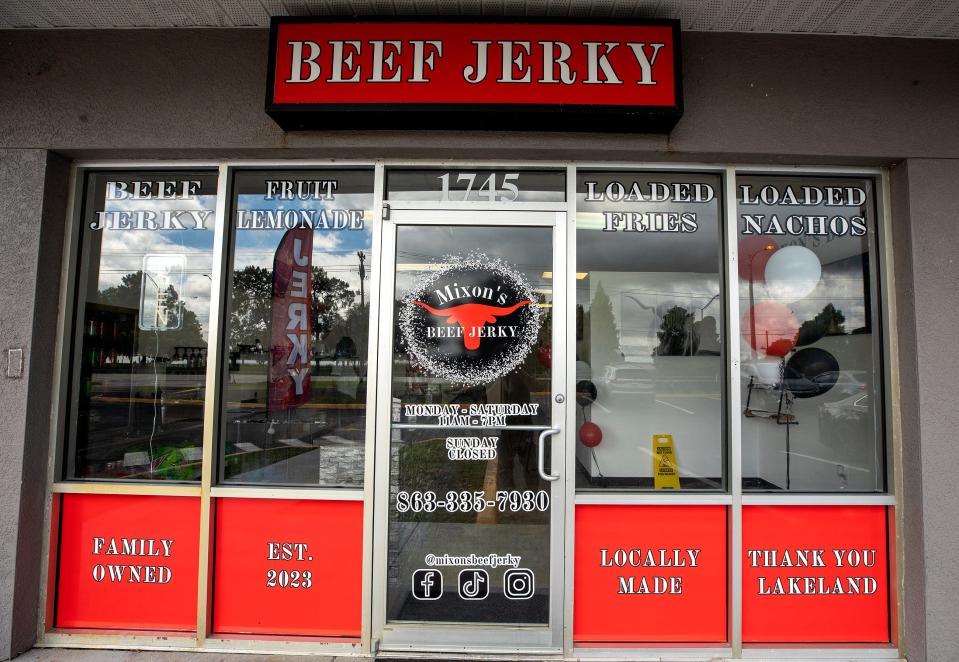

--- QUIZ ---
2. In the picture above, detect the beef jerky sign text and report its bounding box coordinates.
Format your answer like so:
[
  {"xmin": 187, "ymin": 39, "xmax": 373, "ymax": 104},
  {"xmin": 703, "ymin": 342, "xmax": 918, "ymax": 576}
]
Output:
[{"xmin": 267, "ymin": 20, "xmax": 681, "ymax": 132}]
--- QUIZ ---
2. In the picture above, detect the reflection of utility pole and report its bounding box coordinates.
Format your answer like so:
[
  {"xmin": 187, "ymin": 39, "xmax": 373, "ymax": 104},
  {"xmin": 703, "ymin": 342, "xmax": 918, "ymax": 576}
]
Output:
[
  {"xmin": 357, "ymin": 250, "xmax": 367, "ymax": 308},
  {"xmin": 700, "ymin": 294, "xmax": 720, "ymax": 320},
  {"xmin": 746, "ymin": 243, "xmax": 776, "ymax": 349}
]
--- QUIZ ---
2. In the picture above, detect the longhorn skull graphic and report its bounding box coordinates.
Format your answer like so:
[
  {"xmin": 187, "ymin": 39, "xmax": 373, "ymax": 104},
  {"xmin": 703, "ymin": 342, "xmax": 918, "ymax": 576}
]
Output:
[{"xmin": 414, "ymin": 300, "xmax": 532, "ymax": 350}]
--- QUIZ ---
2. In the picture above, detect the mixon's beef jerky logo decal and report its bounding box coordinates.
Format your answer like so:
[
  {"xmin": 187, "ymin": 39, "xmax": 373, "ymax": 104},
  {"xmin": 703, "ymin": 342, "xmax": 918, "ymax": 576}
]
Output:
[{"xmin": 400, "ymin": 253, "xmax": 541, "ymax": 386}]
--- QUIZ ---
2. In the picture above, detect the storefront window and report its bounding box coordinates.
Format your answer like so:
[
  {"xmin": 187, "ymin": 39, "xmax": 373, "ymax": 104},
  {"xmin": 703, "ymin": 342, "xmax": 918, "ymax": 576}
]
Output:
[
  {"xmin": 66, "ymin": 170, "xmax": 219, "ymax": 481},
  {"xmin": 737, "ymin": 175, "xmax": 884, "ymax": 491},
  {"xmin": 575, "ymin": 171, "xmax": 725, "ymax": 490},
  {"xmin": 219, "ymin": 169, "xmax": 375, "ymax": 486}
]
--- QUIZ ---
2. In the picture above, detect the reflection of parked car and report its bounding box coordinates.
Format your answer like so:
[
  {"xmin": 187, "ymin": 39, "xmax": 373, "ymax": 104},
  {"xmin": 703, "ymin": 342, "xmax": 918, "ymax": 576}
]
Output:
[
  {"xmin": 603, "ymin": 363, "xmax": 655, "ymax": 400},
  {"xmin": 785, "ymin": 370, "xmax": 867, "ymax": 398},
  {"xmin": 818, "ymin": 393, "xmax": 871, "ymax": 449}
]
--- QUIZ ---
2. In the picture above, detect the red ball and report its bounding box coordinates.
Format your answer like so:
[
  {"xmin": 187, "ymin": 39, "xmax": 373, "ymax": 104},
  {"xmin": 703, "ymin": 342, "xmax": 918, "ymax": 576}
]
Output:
[
  {"xmin": 741, "ymin": 302, "xmax": 799, "ymax": 358},
  {"xmin": 536, "ymin": 344, "xmax": 551, "ymax": 369},
  {"xmin": 579, "ymin": 421, "xmax": 603, "ymax": 448}
]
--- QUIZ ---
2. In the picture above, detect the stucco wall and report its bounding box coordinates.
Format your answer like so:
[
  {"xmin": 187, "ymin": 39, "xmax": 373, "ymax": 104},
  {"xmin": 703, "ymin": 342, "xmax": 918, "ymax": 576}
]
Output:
[
  {"xmin": 0, "ymin": 149, "xmax": 68, "ymax": 659},
  {"xmin": 889, "ymin": 159, "xmax": 959, "ymax": 662},
  {"xmin": 1, "ymin": 29, "xmax": 959, "ymax": 161}
]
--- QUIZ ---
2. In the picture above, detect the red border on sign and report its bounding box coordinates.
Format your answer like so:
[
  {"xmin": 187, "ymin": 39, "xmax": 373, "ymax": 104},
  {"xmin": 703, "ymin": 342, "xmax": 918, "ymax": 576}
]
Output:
[
  {"xmin": 742, "ymin": 505, "xmax": 891, "ymax": 644},
  {"xmin": 574, "ymin": 504, "xmax": 727, "ymax": 643},
  {"xmin": 55, "ymin": 494, "xmax": 200, "ymax": 631},
  {"xmin": 212, "ymin": 498, "xmax": 363, "ymax": 637}
]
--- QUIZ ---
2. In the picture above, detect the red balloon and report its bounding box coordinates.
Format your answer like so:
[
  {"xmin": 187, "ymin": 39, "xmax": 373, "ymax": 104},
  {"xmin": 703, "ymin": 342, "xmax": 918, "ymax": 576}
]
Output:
[
  {"xmin": 738, "ymin": 236, "xmax": 779, "ymax": 283},
  {"xmin": 536, "ymin": 344, "xmax": 551, "ymax": 369},
  {"xmin": 579, "ymin": 421, "xmax": 603, "ymax": 448},
  {"xmin": 741, "ymin": 302, "xmax": 799, "ymax": 357}
]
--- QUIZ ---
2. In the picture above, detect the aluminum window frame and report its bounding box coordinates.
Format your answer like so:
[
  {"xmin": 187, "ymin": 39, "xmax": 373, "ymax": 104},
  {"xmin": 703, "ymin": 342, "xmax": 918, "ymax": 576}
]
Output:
[{"xmin": 36, "ymin": 159, "xmax": 902, "ymax": 662}]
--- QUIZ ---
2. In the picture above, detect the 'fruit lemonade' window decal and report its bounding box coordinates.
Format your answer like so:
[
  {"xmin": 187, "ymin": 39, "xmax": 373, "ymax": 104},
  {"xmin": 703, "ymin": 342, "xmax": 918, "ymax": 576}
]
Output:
[{"xmin": 400, "ymin": 252, "xmax": 541, "ymax": 386}]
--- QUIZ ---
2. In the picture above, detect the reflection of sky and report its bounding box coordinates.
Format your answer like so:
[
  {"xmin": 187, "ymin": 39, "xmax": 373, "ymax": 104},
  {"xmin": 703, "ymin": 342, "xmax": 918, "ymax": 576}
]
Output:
[
  {"xmin": 233, "ymin": 193, "xmax": 374, "ymax": 298},
  {"xmin": 740, "ymin": 255, "xmax": 868, "ymax": 331},
  {"xmin": 97, "ymin": 194, "xmax": 217, "ymax": 339}
]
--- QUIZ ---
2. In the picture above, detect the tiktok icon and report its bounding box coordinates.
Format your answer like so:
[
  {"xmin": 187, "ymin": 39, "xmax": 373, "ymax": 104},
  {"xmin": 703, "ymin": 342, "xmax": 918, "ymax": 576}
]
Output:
[
  {"xmin": 458, "ymin": 568, "xmax": 490, "ymax": 600},
  {"xmin": 412, "ymin": 568, "xmax": 443, "ymax": 600}
]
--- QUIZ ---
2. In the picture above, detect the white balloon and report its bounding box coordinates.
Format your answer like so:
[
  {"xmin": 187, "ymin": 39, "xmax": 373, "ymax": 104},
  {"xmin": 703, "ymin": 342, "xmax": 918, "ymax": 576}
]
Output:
[{"xmin": 764, "ymin": 246, "xmax": 822, "ymax": 302}]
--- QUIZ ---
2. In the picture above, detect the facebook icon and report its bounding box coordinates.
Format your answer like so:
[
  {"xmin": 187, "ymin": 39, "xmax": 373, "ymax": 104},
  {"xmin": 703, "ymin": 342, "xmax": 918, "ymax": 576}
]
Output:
[{"xmin": 412, "ymin": 569, "xmax": 443, "ymax": 600}]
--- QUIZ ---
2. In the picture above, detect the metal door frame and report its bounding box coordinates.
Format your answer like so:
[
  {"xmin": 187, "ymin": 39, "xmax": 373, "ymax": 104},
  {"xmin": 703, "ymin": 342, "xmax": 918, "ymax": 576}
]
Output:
[{"xmin": 371, "ymin": 207, "xmax": 568, "ymax": 655}]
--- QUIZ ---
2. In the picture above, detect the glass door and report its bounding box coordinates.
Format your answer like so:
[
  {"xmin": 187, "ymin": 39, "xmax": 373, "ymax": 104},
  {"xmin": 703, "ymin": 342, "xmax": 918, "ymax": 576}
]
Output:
[{"xmin": 373, "ymin": 210, "xmax": 567, "ymax": 652}]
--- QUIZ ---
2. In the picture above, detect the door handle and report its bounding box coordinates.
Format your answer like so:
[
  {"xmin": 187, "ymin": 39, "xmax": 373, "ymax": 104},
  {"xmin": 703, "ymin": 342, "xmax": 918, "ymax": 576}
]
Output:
[{"xmin": 537, "ymin": 428, "xmax": 561, "ymax": 482}]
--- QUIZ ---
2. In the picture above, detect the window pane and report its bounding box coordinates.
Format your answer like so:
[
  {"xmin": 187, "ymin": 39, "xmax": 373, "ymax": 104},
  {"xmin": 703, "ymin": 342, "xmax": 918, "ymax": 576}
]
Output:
[
  {"xmin": 220, "ymin": 169, "xmax": 375, "ymax": 486},
  {"xmin": 67, "ymin": 170, "xmax": 218, "ymax": 481},
  {"xmin": 575, "ymin": 172, "xmax": 725, "ymax": 490},
  {"xmin": 737, "ymin": 175, "xmax": 884, "ymax": 492}
]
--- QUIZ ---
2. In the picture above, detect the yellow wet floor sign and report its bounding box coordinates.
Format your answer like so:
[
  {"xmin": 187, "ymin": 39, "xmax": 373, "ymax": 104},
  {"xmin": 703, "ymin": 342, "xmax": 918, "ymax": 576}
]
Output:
[{"xmin": 653, "ymin": 434, "xmax": 680, "ymax": 489}]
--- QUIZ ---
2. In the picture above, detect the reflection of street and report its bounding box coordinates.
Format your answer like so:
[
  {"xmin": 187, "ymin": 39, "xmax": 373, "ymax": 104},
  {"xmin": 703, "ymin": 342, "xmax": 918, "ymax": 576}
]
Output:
[
  {"xmin": 221, "ymin": 350, "xmax": 367, "ymax": 484},
  {"xmin": 229, "ymin": 437, "xmax": 364, "ymax": 484}
]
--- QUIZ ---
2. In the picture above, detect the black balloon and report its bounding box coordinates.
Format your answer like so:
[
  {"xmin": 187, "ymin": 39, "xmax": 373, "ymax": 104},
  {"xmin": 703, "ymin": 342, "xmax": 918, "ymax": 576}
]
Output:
[
  {"xmin": 576, "ymin": 380, "xmax": 598, "ymax": 407},
  {"xmin": 784, "ymin": 348, "xmax": 839, "ymax": 398}
]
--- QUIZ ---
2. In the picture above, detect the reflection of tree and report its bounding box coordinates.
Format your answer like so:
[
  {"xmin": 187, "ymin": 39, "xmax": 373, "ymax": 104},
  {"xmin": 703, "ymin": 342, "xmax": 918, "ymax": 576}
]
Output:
[
  {"xmin": 798, "ymin": 303, "xmax": 847, "ymax": 341},
  {"xmin": 655, "ymin": 305, "xmax": 698, "ymax": 356},
  {"xmin": 587, "ymin": 283, "xmax": 621, "ymax": 369},
  {"xmin": 312, "ymin": 267, "xmax": 355, "ymax": 343},
  {"xmin": 329, "ymin": 301, "xmax": 369, "ymax": 360},
  {"xmin": 819, "ymin": 303, "xmax": 846, "ymax": 335},
  {"xmin": 230, "ymin": 266, "xmax": 271, "ymax": 348},
  {"xmin": 229, "ymin": 264, "xmax": 356, "ymax": 352},
  {"xmin": 98, "ymin": 272, "xmax": 204, "ymax": 355}
]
